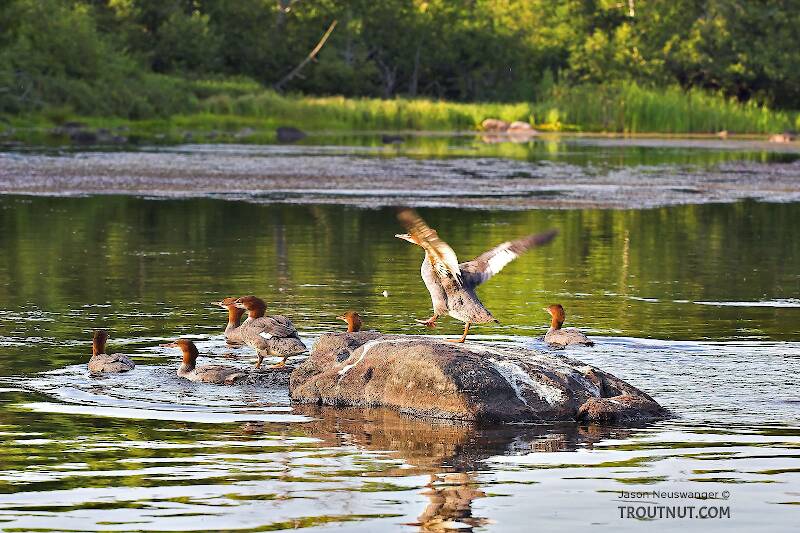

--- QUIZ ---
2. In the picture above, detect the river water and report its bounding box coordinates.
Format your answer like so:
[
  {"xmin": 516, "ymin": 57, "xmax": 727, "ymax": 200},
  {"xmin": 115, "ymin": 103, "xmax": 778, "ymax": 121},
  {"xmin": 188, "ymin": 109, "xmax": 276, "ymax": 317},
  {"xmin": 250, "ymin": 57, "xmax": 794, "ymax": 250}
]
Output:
[{"xmin": 0, "ymin": 138, "xmax": 798, "ymax": 532}]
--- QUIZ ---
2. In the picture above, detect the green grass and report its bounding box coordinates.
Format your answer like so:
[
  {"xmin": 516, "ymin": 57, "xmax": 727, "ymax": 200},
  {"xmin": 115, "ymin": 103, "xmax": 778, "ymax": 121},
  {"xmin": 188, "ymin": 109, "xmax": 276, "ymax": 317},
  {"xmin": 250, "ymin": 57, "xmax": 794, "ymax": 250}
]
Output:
[
  {"xmin": 195, "ymin": 81, "xmax": 797, "ymax": 134},
  {"xmin": 2, "ymin": 79, "xmax": 797, "ymax": 146},
  {"xmin": 199, "ymin": 91, "xmax": 533, "ymax": 131},
  {"xmin": 534, "ymin": 82, "xmax": 797, "ymax": 134}
]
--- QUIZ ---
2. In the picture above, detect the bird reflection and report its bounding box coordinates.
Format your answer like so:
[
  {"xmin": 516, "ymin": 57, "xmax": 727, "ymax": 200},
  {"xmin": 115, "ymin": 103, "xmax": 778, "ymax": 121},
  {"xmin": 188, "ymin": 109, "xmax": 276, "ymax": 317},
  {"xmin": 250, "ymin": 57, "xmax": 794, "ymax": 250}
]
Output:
[{"xmin": 415, "ymin": 472, "xmax": 488, "ymax": 532}]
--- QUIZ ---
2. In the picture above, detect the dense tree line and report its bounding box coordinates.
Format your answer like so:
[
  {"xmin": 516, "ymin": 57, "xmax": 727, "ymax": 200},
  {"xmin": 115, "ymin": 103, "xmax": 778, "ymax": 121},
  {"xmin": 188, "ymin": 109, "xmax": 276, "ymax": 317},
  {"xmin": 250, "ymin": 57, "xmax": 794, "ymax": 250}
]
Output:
[{"xmin": 1, "ymin": 0, "xmax": 798, "ymax": 117}]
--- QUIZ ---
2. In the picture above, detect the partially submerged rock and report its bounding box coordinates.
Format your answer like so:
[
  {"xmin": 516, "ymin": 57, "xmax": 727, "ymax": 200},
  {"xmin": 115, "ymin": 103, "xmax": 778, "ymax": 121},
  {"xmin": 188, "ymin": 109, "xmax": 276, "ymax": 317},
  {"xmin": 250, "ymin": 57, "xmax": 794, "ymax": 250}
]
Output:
[
  {"xmin": 276, "ymin": 126, "xmax": 306, "ymax": 143},
  {"xmin": 480, "ymin": 118, "xmax": 510, "ymax": 132},
  {"xmin": 290, "ymin": 333, "xmax": 666, "ymax": 425},
  {"xmin": 381, "ymin": 134, "xmax": 405, "ymax": 144},
  {"xmin": 769, "ymin": 132, "xmax": 795, "ymax": 143},
  {"xmin": 508, "ymin": 120, "xmax": 535, "ymax": 131},
  {"xmin": 480, "ymin": 119, "xmax": 537, "ymax": 143},
  {"xmin": 50, "ymin": 123, "xmax": 128, "ymax": 145}
]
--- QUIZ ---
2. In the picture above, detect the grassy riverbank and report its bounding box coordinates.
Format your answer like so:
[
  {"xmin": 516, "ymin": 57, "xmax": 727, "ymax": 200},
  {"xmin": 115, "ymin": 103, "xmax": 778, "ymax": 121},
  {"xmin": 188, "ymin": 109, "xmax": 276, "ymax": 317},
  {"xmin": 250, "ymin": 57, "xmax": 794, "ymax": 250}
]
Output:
[{"xmin": 2, "ymin": 80, "xmax": 797, "ymax": 145}]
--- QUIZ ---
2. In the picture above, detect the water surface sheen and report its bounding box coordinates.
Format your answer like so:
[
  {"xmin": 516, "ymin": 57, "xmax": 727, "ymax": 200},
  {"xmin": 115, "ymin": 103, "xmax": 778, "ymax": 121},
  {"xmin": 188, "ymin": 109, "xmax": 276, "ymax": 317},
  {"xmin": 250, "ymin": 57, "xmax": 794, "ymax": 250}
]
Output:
[{"xmin": 0, "ymin": 196, "xmax": 798, "ymax": 532}]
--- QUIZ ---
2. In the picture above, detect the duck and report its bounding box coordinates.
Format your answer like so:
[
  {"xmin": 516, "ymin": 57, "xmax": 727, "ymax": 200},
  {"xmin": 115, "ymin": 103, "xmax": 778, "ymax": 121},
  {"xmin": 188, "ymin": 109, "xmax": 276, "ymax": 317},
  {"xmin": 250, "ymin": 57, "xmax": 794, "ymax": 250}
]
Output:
[
  {"xmin": 544, "ymin": 304, "xmax": 594, "ymax": 347},
  {"xmin": 337, "ymin": 311, "xmax": 363, "ymax": 332},
  {"xmin": 88, "ymin": 330, "xmax": 135, "ymax": 373},
  {"xmin": 395, "ymin": 208, "xmax": 557, "ymax": 343},
  {"xmin": 234, "ymin": 296, "xmax": 307, "ymax": 368},
  {"xmin": 162, "ymin": 338, "xmax": 249, "ymax": 384},
  {"xmin": 215, "ymin": 297, "xmax": 246, "ymax": 344}
]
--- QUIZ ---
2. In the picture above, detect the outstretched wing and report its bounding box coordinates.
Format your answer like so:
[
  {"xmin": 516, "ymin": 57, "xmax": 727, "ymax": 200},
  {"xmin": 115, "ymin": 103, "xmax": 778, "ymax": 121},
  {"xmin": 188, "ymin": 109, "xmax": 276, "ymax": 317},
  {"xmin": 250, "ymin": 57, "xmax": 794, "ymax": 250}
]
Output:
[
  {"xmin": 397, "ymin": 208, "xmax": 462, "ymax": 286},
  {"xmin": 460, "ymin": 229, "xmax": 558, "ymax": 287}
]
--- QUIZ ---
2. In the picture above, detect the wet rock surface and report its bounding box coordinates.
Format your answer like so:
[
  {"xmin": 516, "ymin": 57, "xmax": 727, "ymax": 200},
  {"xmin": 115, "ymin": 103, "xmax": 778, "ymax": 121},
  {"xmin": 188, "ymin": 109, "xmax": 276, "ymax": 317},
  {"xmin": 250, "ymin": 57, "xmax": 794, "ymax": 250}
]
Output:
[
  {"xmin": 276, "ymin": 126, "xmax": 306, "ymax": 143},
  {"xmin": 244, "ymin": 365, "xmax": 293, "ymax": 387},
  {"xmin": 289, "ymin": 332, "xmax": 666, "ymax": 424},
  {"xmin": 49, "ymin": 123, "xmax": 128, "ymax": 145}
]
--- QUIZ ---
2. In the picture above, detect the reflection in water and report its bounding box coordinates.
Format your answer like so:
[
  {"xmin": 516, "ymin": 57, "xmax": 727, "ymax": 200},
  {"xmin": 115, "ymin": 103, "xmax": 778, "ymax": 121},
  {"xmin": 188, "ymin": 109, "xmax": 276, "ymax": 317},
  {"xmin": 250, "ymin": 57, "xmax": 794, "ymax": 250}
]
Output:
[
  {"xmin": 0, "ymin": 196, "xmax": 798, "ymax": 531},
  {"xmin": 249, "ymin": 407, "xmax": 629, "ymax": 532},
  {"xmin": 288, "ymin": 406, "xmax": 625, "ymax": 472},
  {"xmin": 416, "ymin": 473, "xmax": 487, "ymax": 532}
]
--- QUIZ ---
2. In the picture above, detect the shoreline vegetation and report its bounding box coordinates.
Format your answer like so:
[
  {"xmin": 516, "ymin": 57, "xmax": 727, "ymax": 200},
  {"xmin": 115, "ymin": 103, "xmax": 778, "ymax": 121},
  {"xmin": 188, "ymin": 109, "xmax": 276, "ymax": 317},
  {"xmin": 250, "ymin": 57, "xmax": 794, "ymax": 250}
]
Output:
[
  {"xmin": 3, "ymin": 80, "xmax": 798, "ymax": 146},
  {"xmin": 3, "ymin": 2, "xmax": 800, "ymax": 146}
]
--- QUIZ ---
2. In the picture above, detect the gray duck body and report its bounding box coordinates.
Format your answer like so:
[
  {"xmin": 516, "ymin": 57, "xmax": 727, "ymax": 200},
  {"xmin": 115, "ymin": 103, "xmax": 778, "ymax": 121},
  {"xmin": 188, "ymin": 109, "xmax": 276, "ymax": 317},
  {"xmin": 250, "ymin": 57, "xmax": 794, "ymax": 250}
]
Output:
[
  {"xmin": 396, "ymin": 208, "xmax": 557, "ymax": 339},
  {"xmin": 224, "ymin": 322, "xmax": 244, "ymax": 344},
  {"xmin": 240, "ymin": 316, "xmax": 307, "ymax": 357},
  {"xmin": 88, "ymin": 353, "xmax": 135, "ymax": 374},
  {"xmin": 421, "ymin": 255, "xmax": 495, "ymax": 324},
  {"xmin": 544, "ymin": 327, "xmax": 594, "ymax": 347}
]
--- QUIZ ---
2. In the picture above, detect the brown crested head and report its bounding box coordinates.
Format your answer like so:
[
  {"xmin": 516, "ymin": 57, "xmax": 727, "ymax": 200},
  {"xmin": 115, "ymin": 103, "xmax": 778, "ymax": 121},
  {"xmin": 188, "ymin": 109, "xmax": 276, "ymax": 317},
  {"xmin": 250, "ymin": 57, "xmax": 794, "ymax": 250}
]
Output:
[
  {"xmin": 217, "ymin": 296, "xmax": 246, "ymax": 323},
  {"xmin": 234, "ymin": 295, "xmax": 267, "ymax": 318},
  {"xmin": 92, "ymin": 329, "xmax": 108, "ymax": 355},
  {"xmin": 165, "ymin": 338, "xmax": 199, "ymax": 365},
  {"xmin": 545, "ymin": 304, "xmax": 565, "ymax": 328},
  {"xmin": 336, "ymin": 311, "xmax": 363, "ymax": 332},
  {"xmin": 216, "ymin": 297, "xmax": 238, "ymax": 308}
]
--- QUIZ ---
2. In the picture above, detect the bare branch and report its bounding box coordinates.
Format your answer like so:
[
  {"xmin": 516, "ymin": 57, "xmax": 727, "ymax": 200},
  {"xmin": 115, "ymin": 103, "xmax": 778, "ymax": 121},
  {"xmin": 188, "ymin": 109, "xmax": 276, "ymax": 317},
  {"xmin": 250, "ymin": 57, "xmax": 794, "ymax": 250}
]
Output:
[{"xmin": 274, "ymin": 20, "xmax": 338, "ymax": 91}]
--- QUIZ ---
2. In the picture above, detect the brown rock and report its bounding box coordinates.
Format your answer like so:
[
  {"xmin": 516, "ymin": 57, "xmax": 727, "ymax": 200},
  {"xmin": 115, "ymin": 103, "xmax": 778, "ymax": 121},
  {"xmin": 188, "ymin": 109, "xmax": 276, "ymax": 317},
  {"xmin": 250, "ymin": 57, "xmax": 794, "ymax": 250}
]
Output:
[
  {"xmin": 769, "ymin": 132, "xmax": 795, "ymax": 143},
  {"xmin": 508, "ymin": 120, "xmax": 534, "ymax": 131},
  {"xmin": 290, "ymin": 333, "xmax": 666, "ymax": 425},
  {"xmin": 480, "ymin": 118, "xmax": 510, "ymax": 132},
  {"xmin": 577, "ymin": 395, "xmax": 666, "ymax": 424}
]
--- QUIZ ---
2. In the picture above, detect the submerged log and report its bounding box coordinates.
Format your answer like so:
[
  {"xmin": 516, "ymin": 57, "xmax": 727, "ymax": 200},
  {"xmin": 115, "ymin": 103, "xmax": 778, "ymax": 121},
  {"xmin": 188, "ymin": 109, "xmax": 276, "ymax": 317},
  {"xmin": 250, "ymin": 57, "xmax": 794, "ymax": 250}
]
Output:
[{"xmin": 289, "ymin": 332, "xmax": 666, "ymax": 425}]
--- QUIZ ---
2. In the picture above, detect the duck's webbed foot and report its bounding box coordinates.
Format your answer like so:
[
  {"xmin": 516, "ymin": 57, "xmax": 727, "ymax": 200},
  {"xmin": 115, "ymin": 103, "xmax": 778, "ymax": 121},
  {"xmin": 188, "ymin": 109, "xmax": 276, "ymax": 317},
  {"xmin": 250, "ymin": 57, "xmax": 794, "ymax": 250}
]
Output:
[
  {"xmin": 415, "ymin": 314, "xmax": 439, "ymax": 328},
  {"xmin": 446, "ymin": 322, "xmax": 470, "ymax": 343},
  {"xmin": 254, "ymin": 354, "xmax": 264, "ymax": 369},
  {"xmin": 268, "ymin": 359, "xmax": 287, "ymax": 369}
]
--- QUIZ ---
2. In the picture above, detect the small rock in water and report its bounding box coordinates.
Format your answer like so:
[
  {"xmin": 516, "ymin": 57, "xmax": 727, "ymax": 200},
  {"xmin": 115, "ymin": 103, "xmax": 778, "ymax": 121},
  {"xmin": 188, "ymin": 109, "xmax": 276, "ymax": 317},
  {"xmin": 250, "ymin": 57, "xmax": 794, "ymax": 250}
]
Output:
[
  {"xmin": 276, "ymin": 126, "xmax": 306, "ymax": 143},
  {"xmin": 481, "ymin": 118, "xmax": 510, "ymax": 132},
  {"xmin": 381, "ymin": 134, "xmax": 404, "ymax": 144},
  {"xmin": 769, "ymin": 132, "xmax": 795, "ymax": 143},
  {"xmin": 508, "ymin": 120, "xmax": 534, "ymax": 131},
  {"xmin": 69, "ymin": 130, "xmax": 98, "ymax": 144},
  {"xmin": 235, "ymin": 127, "xmax": 255, "ymax": 139}
]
